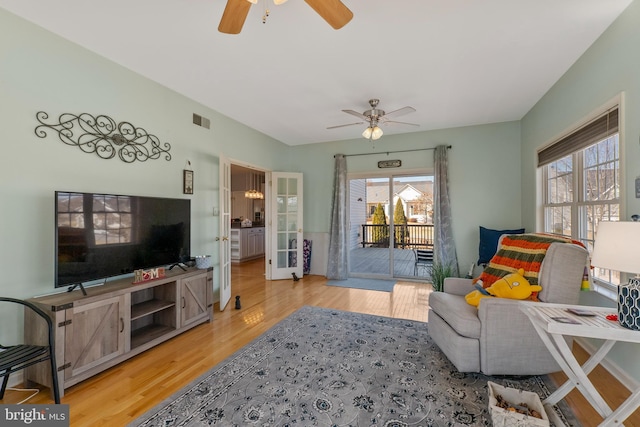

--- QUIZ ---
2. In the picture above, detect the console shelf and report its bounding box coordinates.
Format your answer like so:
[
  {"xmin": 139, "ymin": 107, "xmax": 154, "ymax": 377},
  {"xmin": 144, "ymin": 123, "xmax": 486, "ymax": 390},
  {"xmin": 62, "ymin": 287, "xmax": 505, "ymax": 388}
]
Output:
[
  {"xmin": 131, "ymin": 324, "xmax": 176, "ymax": 348},
  {"xmin": 131, "ymin": 299, "xmax": 176, "ymax": 321},
  {"xmin": 24, "ymin": 267, "xmax": 214, "ymax": 398}
]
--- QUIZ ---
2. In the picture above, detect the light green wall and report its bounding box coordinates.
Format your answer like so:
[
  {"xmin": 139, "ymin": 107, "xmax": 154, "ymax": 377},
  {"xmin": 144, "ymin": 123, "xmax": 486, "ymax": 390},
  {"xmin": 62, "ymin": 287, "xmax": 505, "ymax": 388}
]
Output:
[
  {"xmin": 521, "ymin": 0, "xmax": 640, "ymax": 229},
  {"xmin": 290, "ymin": 121, "xmax": 523, "ymax": 275},
  {"xmin": 0, "ymin": 7, "xmax": 289, "ymax": 336},
  {"xmin": 521, "ymin": 1, "xmax": 640, "ymax": 383}
]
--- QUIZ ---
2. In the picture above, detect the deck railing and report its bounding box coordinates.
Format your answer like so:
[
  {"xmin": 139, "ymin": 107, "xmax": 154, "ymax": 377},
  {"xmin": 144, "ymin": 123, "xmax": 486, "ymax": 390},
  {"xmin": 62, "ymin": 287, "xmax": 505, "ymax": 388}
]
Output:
[{"xmin": 361, "ymin": 224, "xmax": 434, "ymax": 249}]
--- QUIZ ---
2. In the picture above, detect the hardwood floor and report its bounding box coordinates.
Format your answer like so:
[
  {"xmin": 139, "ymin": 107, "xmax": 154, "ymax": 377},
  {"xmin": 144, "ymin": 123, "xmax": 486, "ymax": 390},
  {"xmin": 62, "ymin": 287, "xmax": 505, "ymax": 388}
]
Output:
[
  {"xmin": 350, "ymin": 247, "xmax": 421, "ymax": 277},
  {"xmin": 2, "ymin": 258, "xmax": 639, "ymax": 426}
]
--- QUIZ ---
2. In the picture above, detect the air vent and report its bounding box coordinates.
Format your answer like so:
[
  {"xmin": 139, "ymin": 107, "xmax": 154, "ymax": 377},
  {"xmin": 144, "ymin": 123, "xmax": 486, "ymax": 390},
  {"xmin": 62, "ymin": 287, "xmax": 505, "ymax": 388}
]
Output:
[{"xmin": 193, "ymin": 113, "xmax": 211, "ymax": 129}]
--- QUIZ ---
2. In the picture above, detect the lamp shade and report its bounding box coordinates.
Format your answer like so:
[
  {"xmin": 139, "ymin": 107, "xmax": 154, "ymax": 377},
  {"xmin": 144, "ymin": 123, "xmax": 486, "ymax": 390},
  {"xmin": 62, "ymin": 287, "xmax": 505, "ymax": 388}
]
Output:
[
  {"xmin": 591, "ymin": 221, "xmax": 640, "ymax": 275},
  {"xmin": 371, "ymin": 126, "xmax": 383, "ymax": 140},
  {"xmin": 362, "ymin": 127, "xmax": 373, "ymax": 139}
]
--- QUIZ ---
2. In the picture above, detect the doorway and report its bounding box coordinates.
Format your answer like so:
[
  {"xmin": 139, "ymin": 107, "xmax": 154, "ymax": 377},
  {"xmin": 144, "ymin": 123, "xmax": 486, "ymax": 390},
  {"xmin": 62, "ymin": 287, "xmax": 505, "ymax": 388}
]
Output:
[
  {"xmin": 230, "ymin": 164, "xmax": 266, "ymax": 269},
  {"xmin": 348, "ymin": 173, "xmax": 434, "ymax": 279}
]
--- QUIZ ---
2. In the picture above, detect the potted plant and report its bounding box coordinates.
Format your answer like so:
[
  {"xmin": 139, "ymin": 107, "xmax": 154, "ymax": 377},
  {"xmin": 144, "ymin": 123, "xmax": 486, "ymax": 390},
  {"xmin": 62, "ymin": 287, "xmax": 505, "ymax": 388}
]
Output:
[{"xmin": 429, "ymin": 262, "xmax": 456, "ymax": 292}]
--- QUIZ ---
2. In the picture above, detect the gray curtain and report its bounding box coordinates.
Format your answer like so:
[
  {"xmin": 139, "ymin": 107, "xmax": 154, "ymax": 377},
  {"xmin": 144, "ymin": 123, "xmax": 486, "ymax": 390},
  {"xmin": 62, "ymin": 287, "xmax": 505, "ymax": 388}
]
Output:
[
  {"xmin": 327, "ymin": 154, "xmax": 348, "ymax": 279},
  {"xmin": 433, "ymin": 145, "xmax": 459, "ymax": 276}
]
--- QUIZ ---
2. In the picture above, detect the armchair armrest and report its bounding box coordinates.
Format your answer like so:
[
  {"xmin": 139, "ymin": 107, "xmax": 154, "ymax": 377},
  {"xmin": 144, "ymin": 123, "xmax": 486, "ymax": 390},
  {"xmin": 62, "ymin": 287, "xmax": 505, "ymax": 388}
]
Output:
[
  {"xmin": 442, "ymin": 277, "xmax": 474, "ymax": 296},
  {"xmin": 478, "ymin": 298, "xmax": 536, "ymax": 328},
  {"xmin": 477, "ymin": 299, "xmax": 562, "ymax": 375}
]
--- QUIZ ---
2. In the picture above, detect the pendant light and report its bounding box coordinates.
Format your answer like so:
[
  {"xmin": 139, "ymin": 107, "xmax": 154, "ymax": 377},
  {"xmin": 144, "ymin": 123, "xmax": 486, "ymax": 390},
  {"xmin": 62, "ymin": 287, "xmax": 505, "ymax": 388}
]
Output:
[{"xmin": 245, "ymin": 172, "xmax": 264, "ymax": 199}]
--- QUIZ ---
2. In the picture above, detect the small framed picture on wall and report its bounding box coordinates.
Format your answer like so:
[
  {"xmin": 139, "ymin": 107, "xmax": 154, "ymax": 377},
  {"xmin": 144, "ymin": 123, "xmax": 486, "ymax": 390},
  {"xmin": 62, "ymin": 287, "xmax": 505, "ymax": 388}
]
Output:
[{"xmin": 183, "ymin": 170, "xmax": 194, "ymax": 194}]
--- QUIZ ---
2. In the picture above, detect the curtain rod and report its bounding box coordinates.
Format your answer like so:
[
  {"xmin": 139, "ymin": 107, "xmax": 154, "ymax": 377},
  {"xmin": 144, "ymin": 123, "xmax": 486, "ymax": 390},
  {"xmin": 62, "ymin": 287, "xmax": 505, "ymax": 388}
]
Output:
[{"xmin": 335, "ymin": 145, "xmax": 451, "ymax": 158}]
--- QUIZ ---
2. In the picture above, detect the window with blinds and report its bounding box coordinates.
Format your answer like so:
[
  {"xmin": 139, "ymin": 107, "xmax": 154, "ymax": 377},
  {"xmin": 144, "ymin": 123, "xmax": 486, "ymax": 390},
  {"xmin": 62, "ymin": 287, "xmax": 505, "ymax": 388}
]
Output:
[
  {"xmin": 538, "ymin": 108, "xmax": 618, "ymax": 166},
  {"xmin": 540, "ymin": 105, "xmax": 620, "ymax": 297}
]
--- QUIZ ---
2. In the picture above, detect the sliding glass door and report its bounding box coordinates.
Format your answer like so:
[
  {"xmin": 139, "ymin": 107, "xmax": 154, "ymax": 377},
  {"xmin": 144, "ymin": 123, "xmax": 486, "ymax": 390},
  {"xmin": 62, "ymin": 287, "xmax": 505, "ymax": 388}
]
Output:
[
  {"xmin": 349, "ymin": 177, "xmax": 391, "ymax": 277},
  {"xmin": 348, "ymin": 173, "xmax": 434, "ymax": 280}
]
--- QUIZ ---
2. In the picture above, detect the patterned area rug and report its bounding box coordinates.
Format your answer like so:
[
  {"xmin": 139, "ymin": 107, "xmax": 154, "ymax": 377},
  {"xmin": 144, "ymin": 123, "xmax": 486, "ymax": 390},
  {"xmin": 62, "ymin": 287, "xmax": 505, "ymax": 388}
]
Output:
[{"xmin": 130, "ymin": 306, "xmax": 577, "ymax": 426}]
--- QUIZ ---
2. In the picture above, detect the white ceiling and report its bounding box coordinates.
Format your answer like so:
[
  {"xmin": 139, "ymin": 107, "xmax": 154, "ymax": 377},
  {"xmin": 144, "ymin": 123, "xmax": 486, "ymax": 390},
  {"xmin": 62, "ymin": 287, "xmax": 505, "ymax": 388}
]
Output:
[{"xmin": 0, "ymin": 0, "xmax": 632, "ymax": 146}]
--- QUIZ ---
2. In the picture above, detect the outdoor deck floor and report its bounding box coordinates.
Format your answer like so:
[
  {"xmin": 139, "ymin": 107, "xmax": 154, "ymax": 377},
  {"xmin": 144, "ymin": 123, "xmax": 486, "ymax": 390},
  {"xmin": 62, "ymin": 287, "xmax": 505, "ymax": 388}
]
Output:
[{"xmin": 349, "ymin": 247, "xmax": 432, "ymax": 279}]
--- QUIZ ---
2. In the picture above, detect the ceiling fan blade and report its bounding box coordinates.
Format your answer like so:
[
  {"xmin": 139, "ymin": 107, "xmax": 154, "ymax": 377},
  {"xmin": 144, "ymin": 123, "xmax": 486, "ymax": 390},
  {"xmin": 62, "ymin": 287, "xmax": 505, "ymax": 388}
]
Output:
[
  {"xmin": 304, "ymin": 0, "xmax": 353, "ymax": 30},
  {"xmin": 218, "ymin": 0, "xmax": 252, "ymax": 34},
  {"xmin": 327, "ymin": 122, "xmax": 365, "ymax": 130},
  {"xmin": 384, "ymin": 106, "xmax": 416, "ymax": 118},
  {"xmin": 342, "ymin": 109, "xmax": 368, "ymax": 120},
  {"xmin": 382, "ymin": 120, "xmax": 420, "ymax": 127}
]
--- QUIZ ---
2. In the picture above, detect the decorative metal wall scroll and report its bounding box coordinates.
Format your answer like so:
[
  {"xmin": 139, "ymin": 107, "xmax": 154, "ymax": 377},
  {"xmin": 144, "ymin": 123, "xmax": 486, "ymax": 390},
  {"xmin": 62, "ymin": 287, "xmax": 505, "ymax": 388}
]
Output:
[{"xmin": 34, "ymin": 111, "xmax": 172, "ymax": 163}]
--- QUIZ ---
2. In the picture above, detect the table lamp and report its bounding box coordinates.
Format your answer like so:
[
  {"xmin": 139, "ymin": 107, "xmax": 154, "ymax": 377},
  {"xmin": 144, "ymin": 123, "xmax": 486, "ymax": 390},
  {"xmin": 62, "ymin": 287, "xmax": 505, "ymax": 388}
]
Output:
[{"xmin": 591, "ymin": 221, "xmax": 640, "ymax": 330}]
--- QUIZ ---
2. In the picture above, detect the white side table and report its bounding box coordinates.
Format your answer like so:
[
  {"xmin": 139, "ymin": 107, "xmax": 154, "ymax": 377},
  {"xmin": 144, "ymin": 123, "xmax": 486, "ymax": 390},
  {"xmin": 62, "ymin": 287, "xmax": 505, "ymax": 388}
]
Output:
[{"xmin": 521, "ymin": 302, "xmax": 640, "ymax": 427}]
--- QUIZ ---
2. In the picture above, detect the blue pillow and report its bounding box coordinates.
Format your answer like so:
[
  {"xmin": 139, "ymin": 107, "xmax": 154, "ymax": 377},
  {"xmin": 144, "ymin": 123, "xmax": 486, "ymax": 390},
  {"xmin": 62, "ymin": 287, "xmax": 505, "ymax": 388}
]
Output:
[{"xmin": 478, "ymin": 226, "xmax": 525, "ymax": 265}]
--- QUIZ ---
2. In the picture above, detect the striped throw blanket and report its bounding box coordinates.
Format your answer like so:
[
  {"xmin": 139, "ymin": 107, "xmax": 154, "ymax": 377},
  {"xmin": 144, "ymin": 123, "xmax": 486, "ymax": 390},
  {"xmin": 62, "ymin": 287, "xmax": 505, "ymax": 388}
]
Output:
[{"xmin": 475, "ymin": 233, "xmax": 584, "ymax": 288}]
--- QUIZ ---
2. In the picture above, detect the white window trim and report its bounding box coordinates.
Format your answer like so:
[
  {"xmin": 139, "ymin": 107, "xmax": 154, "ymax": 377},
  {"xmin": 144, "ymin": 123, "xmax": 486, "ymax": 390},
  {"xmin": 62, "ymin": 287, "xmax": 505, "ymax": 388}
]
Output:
[{"xmin": 538, "ymin": 93, "xmax": 625, "ymax": 300}]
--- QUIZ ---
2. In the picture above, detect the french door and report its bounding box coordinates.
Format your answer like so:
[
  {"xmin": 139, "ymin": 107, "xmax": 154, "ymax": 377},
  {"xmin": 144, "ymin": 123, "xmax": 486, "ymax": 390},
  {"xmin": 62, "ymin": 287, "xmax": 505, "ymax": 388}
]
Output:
[
  {"xmin": 218, "ymin": 154, "xmax": 231, "ymax": 310},
  {"xmin": 268, "ymin": 172, "xmax": 303, "ymax": 280}
]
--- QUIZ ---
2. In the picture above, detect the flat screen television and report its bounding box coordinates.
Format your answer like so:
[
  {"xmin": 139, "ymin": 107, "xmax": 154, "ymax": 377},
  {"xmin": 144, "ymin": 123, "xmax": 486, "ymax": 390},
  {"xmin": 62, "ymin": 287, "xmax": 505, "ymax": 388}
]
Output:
[{"xmin": 55, "ymin": 191, "xmax": 191, "ymax": 289}]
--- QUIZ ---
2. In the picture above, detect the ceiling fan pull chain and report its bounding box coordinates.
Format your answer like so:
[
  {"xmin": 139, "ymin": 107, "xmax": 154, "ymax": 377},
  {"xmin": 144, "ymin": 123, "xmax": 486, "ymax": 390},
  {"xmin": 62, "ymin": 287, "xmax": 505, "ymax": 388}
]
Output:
[{"xmin": 263, "ymin": 0, "xmax": 270, "ymax": 23}]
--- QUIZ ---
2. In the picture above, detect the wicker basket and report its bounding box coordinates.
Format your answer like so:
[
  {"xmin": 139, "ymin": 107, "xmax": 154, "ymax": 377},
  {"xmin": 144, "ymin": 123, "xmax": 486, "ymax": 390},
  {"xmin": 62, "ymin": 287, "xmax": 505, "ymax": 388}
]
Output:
[
  {"xmin": 194, "ymin": 255, "xmax": 212, "ymax": 269},
  {"xmin": 488, "ymin": 381, "xmax": 549, "ymax": 427}
]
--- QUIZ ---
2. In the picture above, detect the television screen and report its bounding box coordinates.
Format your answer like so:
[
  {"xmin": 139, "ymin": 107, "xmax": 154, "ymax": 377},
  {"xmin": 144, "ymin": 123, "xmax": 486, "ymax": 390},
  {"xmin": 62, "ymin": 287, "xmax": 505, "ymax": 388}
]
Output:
[{"xmin": 55, "ymin": 191, "xmax": 191, "ymax": 288}]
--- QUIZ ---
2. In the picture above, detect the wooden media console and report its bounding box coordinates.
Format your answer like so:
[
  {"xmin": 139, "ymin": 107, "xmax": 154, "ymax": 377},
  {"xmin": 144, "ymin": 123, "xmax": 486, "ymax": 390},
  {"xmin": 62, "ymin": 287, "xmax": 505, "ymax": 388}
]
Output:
[{"xmin": 24, "ymin": 267, "xmax": 213, "ymax": 398}]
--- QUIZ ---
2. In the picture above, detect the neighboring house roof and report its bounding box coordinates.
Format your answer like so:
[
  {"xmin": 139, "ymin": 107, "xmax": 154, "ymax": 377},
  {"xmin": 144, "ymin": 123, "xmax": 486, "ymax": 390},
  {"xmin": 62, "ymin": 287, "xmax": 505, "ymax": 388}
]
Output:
[
  {"xmin": 366, "ymin": 181, "xmax": 433, "ymax": 204},
  {"xmin": 396, "ymin": 185, "xmax": 423, "ymax": 202}
]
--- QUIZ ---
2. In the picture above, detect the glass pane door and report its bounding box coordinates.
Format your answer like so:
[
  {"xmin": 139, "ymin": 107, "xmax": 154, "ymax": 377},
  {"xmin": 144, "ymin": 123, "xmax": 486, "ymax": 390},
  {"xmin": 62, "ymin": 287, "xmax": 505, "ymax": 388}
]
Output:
[
  {"xmin": 218, "ymin": 154, "xmax": 231, "ymax": 310},
  {"xmin": 348, "ymin": 174, "xmax": 433, "ymax": 279},
  {"xmin": 349, "ymin": 177, "xmax": 391, "ymax": 278},
  {"xmin": 270, "ymin": 172, "xmax": 303, "ymax": 280}
]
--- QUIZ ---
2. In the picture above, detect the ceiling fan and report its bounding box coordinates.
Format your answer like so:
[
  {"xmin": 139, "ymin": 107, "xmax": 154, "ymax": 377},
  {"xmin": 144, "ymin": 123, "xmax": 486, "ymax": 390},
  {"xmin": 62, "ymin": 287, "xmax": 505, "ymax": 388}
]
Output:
[
  {"xmin": 218, "ymin": 0, "xmax": 353, "ymax": 34},
  {"xmin": 327, "ymin": 99, "xmax": 418, "ymax": 140}
]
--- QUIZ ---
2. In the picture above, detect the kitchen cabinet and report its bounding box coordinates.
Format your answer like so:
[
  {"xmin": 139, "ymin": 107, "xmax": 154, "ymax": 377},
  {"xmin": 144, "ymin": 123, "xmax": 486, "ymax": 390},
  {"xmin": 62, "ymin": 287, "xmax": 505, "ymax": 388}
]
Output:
[
  {"xmin": 247, "ymin": 227, "xmax": 265, "ymax": 258},
  {"xmin": 230, "ymin": 229, "xmax": 243, "ymax": 262},
  {"xmin": 230, "ymin": 227, "xmax": 265, "ymax": 263}
]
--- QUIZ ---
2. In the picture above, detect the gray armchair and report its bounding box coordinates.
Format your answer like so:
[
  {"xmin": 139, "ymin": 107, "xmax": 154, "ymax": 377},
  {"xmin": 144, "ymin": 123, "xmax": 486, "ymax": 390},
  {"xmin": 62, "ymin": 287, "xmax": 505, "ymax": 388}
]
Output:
[{"xmin": 428, "ymin": 238, "xmax": 588, "ymax": 376}]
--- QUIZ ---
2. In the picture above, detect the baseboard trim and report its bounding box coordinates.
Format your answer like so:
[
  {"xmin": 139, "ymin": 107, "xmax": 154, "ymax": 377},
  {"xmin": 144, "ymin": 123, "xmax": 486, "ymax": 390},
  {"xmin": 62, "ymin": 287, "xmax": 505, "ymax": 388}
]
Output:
[{"xmin": 575, "ymin": 337, "xmax": 639, "ymax": 392}]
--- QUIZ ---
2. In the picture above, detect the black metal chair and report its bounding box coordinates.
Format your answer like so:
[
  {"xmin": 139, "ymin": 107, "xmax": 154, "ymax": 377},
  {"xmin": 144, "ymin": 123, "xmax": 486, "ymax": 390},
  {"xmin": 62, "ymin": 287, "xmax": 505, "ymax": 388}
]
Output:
[
  {"xmin": 414, "ymin": 249, "xmax": 434, "ymax": 275},
  {"xmin": 0, "ymin": 297, "xmax": 60, "ymax": 404}
]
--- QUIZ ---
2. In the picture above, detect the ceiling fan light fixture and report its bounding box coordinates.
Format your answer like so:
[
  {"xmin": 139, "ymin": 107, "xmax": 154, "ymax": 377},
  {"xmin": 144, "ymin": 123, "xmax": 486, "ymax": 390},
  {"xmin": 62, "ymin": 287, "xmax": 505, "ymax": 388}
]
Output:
[
  {"xmin": 273, "ymin": 0, "xmax": 288, "ymax": 4},
  {"xmin": 371, "ymin": 125, "xmax": 383, "ymax": 140},
  {"xmin": 362, "ymin": 127, "xmax": 373, "ymax": 139},
  {"xmin": 329, "ymin": 99, "xmax": 416, "ymax": 140},
  {"xmin": 362, "ymin": 125, "xmax": 383, "ymax": 140}
]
